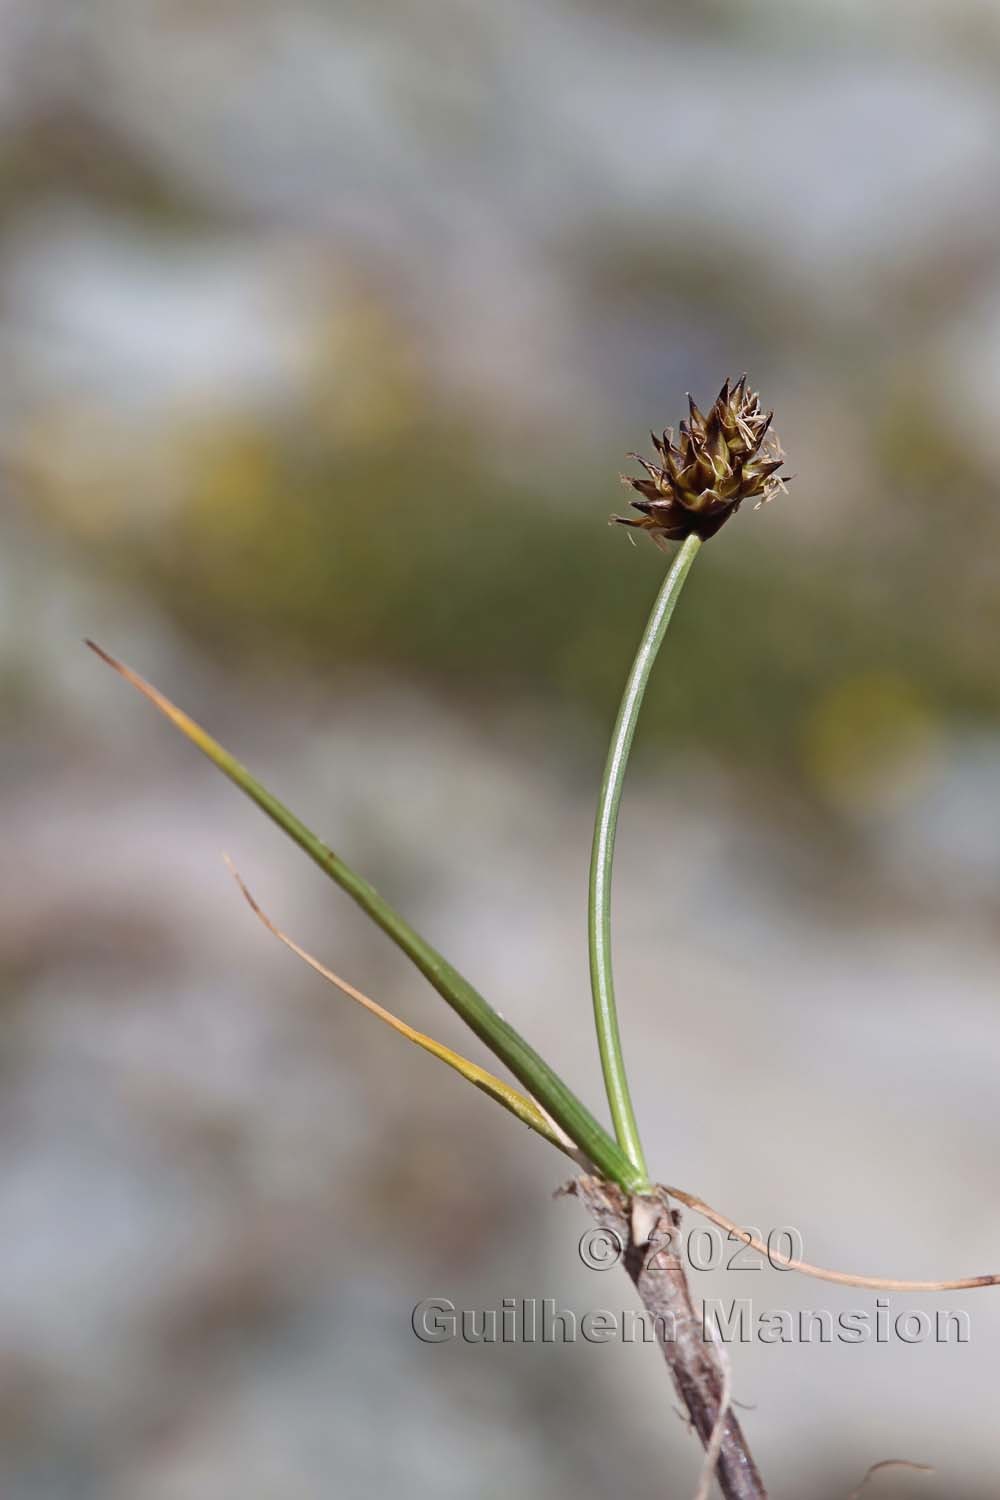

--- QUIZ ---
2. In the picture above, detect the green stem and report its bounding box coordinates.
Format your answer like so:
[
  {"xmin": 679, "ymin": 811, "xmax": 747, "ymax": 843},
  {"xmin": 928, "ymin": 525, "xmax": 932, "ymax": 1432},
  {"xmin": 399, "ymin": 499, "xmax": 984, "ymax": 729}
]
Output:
[
  {"xmin": 588, "ymin": 532, "xmax": 703, "ymax": 1182},
  {"xmin": 87, "ymin": 641, "xmax": 645, "ymax": 1194}
]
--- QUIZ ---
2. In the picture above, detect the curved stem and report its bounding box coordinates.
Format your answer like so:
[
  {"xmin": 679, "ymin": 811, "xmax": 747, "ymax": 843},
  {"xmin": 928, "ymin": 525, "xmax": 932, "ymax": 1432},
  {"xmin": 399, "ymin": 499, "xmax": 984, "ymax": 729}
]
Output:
[{"xmin": 588, "ymin": 533, "xmax": 702, "ymax": 1182}]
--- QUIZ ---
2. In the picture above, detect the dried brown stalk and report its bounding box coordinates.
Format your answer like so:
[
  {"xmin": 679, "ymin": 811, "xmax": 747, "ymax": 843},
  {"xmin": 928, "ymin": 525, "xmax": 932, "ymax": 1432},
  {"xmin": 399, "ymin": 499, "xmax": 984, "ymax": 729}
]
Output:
[{"xmin": 564, "ymin": 1176, "xmax": 767, "ymax": 1500}]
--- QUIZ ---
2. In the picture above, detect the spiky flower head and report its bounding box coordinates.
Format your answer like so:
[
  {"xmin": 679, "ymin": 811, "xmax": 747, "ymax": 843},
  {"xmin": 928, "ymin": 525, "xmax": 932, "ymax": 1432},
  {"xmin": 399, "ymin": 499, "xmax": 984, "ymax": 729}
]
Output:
[{"xmin": 614, "ymin": 376, "xmax": 787, "ymax": 547}]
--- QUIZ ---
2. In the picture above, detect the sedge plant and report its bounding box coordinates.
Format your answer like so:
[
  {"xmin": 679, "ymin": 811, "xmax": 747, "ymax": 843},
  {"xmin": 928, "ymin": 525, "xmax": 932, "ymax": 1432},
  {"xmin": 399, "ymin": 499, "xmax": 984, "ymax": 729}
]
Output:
[{"xmin": 89, "ymin": 378, "xmax": 1000, "ymax": 1500}]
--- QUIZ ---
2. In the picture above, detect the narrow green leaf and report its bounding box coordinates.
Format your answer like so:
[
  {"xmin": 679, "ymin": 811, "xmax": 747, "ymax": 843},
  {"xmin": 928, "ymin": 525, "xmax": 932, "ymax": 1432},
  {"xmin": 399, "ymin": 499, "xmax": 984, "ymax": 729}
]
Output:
[{"xmin": 87, "ymin": 640, "xmax": 643, "ymax": 1192}]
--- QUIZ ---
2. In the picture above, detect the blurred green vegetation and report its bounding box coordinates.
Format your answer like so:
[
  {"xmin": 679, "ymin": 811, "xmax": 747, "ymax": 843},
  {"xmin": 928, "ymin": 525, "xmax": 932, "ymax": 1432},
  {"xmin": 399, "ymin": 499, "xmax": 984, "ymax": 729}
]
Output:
[{"xmin": 28, "ymin": 378, "xmax": 1000, "ymax": 801}]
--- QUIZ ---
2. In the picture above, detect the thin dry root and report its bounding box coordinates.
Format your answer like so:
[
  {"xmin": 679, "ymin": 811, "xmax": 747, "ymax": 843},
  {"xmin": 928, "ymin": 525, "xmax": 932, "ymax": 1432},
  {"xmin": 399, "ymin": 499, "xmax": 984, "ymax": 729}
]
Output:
[
  {"xmin": 846, "ymin": 1459, "xmax": 934, "ymax": 1500},
  {"xmin": 663, "ymin": 1185, "xmax": 1000, "ymax": 1293}
]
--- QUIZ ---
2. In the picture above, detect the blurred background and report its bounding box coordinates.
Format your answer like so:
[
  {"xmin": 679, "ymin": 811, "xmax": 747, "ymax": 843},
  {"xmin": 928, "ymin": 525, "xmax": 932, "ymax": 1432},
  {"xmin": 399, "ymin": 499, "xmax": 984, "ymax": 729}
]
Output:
[{"xmin": 4, "ymin": 1, "xmax": 1000, "ymax": 1496}]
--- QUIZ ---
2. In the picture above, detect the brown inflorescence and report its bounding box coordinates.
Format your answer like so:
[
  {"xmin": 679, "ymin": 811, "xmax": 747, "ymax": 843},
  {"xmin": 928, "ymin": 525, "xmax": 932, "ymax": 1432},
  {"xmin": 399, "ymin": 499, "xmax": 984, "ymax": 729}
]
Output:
[{"xmin": 615, "ymin": 376, "xmax": 787, "ymax": 546}]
